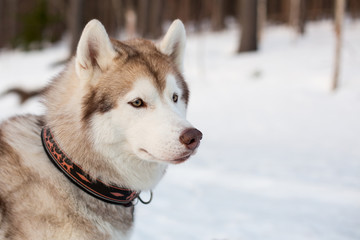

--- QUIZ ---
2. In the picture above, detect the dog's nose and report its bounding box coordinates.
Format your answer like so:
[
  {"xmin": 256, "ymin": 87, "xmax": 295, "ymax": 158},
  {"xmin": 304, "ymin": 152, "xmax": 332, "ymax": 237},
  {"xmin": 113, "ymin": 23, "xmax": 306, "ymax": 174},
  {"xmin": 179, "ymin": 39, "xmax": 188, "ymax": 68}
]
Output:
[{"xmin": 179, "ymin": 128, "xmax": 203, "ymax": 150}]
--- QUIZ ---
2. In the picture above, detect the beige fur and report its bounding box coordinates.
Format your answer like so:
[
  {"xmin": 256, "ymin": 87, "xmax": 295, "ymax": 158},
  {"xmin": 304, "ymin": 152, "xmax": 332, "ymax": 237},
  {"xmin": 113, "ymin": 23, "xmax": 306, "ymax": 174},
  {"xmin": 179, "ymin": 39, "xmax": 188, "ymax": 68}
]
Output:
[
  {"xmin": 0, "ymin": 19, "xmax": 201, "ymax": 239},
  {"xmin": 0, "ymin": 115, "xmax": 133, "ymax": 240}
]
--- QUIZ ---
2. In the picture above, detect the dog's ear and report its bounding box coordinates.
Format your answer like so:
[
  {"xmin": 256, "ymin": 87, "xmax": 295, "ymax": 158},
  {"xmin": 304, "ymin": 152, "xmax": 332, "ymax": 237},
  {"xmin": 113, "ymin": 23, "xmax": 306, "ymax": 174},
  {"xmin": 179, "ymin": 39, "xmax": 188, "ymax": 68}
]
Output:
[
  {"xmin": 75, "ymin": 19, "xmax": 117, "ymax": 81},
  {"xmin": 159, "ymin": 19, "xmax": 186, "ymax": 72}
]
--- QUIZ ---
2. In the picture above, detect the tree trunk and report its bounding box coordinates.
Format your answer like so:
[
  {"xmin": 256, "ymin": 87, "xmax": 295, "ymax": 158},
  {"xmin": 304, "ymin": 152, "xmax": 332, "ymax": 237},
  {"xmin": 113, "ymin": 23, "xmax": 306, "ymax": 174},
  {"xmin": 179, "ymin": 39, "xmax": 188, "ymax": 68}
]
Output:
[
  {"xmin": 7, "ymin": 0, "xmax": 17, "ymax": 47},
  {"xmin": 148, "ymin": 0, "xmax": 163, "ymax": 39},
  {"xmin": 289, "ymin": 0, "xmax": 300, "ymax": 28},
  {"xmin": 257, "ymin": 0, "xmax": 266, "ymax": 42},
  {"xmin": 332, "ymin": 0, "xmax": 346, "ymax": 91},
  {"xmin": 0, "ymin": 0, "xmax": 4, "ymax": 47},
  {"xmin": 137, "ymin": 0, "xmax": 149, "ymax": 37},
  {"xmin": 298, "ymin": 0, "xmax": 306, "ymax": 34},
  {"xmin": 281, "ymin": 0, "xmax": 290, "ymax": 22},
  {"xmin": 289, "ymin": 0, "xmax": 306, "ymax": 35},
  {"xmin": 124, "ymin": 0, "xmax": 137, "ymax": 39},
  {"xmin": 111, "ymin": 0, "xmax": 124, "ymax": 35},
  {"xmin": 211, "ymin": 0, "xmax": 226, "ymax": 31},
  {"xmin": 238, "ymin": 0, "xmax": 258, "ymax": 53},
  {"xmin": 68, "ymin": 0, "xmax": 84, "ymax": 57}
]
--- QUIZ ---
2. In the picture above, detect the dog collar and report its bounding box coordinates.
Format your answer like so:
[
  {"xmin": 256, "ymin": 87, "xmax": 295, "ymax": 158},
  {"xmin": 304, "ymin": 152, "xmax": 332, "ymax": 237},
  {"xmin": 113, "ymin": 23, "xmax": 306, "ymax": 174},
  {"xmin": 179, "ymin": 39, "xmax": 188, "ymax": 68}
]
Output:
[{"xmin": 41, "ymin": 126, "xmax": 139, "ymax": 207}]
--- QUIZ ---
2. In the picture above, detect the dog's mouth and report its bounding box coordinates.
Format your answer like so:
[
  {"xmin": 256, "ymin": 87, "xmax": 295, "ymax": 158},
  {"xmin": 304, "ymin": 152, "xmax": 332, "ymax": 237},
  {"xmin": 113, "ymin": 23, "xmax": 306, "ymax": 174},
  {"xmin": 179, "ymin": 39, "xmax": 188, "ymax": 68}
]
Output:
[
  {"xmin": 139, "ymin": 148, "xmax": 192, "ymax": 164},
  {"xmin": 171, "ymin": 154, "xmax": 191, "ymax": 164}
]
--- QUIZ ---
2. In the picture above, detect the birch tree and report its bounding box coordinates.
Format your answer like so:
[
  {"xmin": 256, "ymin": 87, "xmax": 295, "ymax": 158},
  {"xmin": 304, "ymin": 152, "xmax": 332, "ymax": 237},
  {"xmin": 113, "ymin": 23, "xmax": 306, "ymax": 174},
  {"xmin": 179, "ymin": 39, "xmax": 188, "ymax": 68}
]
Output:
[{"xmin": 332, "ymin": 0, "xmax": 346, "ymax": 90}]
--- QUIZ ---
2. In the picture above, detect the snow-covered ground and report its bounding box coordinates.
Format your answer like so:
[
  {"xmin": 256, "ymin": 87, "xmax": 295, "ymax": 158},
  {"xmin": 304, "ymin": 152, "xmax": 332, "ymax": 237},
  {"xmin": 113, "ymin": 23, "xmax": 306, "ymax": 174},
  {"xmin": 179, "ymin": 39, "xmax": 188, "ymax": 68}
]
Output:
[{"xmin": 1, "ymin": 20, "xmax": 360, "ymax": 240}]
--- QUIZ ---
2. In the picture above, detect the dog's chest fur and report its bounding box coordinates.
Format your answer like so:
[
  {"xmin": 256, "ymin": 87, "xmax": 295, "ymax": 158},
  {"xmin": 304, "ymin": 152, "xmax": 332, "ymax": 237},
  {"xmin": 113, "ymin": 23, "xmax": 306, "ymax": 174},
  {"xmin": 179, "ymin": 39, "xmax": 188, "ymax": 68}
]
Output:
[{"xmin": 0, "ymin": 115, "xmax": 134, "ymax": 240}]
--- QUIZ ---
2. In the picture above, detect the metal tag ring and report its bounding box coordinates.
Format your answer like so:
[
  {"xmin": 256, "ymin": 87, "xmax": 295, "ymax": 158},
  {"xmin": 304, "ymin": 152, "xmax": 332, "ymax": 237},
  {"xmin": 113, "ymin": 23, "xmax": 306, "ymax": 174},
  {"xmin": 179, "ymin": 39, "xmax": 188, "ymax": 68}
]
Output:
[{"xmin": 138, "ymin": 191, "xmax": 153, "ymax": 204}]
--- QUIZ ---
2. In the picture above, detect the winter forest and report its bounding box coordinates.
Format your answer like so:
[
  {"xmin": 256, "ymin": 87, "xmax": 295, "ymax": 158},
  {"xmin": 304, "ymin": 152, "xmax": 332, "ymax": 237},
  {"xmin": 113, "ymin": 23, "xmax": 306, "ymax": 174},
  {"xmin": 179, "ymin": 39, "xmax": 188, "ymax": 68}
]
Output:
[{"xmin": 0, "ymin": 0, "xmax": 360, "ymax": 239}]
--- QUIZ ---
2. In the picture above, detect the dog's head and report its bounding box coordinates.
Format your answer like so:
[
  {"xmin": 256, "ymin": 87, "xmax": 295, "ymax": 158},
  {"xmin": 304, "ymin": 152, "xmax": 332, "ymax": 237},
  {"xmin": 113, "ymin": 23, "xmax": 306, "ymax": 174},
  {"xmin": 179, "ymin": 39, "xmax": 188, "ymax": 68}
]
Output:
[{"xmin": 75, "ymin": 19, "xmax": 202, "ymax": 165}]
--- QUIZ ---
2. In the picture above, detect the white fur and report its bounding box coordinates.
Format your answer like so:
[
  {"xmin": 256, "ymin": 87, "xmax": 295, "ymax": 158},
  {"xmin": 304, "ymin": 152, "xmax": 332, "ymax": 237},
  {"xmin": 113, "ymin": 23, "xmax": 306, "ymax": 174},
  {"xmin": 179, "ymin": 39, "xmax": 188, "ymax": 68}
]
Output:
[
  {"xmin": 159, "ymin": 19, "xmax": 186, "ymax": 72},
  {"xmin": 89, "ymin": 75, "xmax": 192, "ymax": 191},
  {"xmin": 121, "ymin": 76, "xmax": 192, "ymax": 162},
  {"xmin": 75, "ymin": 19, "xmax": 117, "ymax": 81}
]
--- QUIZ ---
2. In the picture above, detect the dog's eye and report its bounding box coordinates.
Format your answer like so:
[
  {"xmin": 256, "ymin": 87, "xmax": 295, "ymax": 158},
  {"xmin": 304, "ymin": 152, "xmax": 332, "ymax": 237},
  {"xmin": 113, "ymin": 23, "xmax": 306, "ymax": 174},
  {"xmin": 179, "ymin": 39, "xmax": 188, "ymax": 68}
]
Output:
[
  {"xmin": 172, "ymin": 93, "xmax": 178, "ymax": 103},
  {"xmin": 129, "ymin": 98, "xmax": 145, "ymax": 108}
]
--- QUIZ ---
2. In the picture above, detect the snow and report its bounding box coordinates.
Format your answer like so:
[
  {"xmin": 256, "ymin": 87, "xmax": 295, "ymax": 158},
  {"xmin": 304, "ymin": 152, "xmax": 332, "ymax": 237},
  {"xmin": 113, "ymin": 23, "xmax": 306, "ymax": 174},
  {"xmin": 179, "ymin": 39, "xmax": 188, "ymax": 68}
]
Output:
[{"xmin": 1, "ymin": 20, "xmax": 360, "ymax": 240}]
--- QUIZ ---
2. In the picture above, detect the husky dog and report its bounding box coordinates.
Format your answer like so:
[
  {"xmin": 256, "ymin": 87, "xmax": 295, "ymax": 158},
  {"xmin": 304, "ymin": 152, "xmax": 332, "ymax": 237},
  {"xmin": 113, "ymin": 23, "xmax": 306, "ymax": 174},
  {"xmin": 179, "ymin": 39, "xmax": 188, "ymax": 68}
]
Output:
[{"xmin": 0, "ymin": 19, "xmax": 202, "ymax": 239}]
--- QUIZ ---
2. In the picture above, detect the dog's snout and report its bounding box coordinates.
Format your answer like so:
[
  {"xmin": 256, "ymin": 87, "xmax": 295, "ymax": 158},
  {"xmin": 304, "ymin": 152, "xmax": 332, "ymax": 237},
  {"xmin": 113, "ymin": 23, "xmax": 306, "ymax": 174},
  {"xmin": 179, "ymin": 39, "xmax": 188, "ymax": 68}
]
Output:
[{"xmin": 179, "ymin": 128, "xmax": 203, "ymax": 150}]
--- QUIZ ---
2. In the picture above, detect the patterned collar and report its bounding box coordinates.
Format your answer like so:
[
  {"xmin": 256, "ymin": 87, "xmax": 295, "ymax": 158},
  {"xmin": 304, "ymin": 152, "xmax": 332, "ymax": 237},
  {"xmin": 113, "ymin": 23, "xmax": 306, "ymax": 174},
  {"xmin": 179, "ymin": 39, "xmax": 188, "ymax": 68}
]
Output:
[{"xmin": 41, "ymin": 127, "xmax": 139, "ymax": 207}]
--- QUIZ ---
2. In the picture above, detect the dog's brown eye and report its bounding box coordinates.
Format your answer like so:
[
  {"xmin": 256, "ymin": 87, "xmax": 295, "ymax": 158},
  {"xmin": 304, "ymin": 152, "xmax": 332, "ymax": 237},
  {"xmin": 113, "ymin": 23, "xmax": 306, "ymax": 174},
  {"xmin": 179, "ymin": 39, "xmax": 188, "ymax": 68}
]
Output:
[
  {"xmin": 172, "ymin": 93, "xmax": 178, "ymax": 103},
  {"xmin": 129, "ymin": 98, "xmax": 145, "ymax": 108}
]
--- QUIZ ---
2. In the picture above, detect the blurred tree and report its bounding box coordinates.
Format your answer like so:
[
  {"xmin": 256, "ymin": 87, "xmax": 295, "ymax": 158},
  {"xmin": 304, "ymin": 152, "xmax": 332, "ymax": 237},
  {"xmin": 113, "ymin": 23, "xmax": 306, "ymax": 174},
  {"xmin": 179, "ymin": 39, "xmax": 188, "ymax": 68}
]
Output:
[
  {"xmin": 238, "ymin": 0, "xmax": 258, "ymax": 52},
  {"xmin": 13, "ymin": 0, "xmax": 60, "ymax": 50},
  {"xmin": 176, "ymin": 0, "xmax": 191, "ymax": 24},
  {"xmin": 8, "ymin": 0, "xmax": 18, "ymax": 47},
  {"xmin": 46, "ymin": 0, "xmax": 67, "ymax": 43},
  {"xmin": 281, "ymin": 0, "xmax": 290, "ymax": 23},
  {"xmin": 348, "ymin": 0, "xmax": 360, "ymax": 18},
  {"xmin": 289, "ymin": 0, "xmax": 306, "ymax": 35},
  {"xmin": 211, "ymin": 0, "xmax": 226, "ymax": 31},
  {"xmin": 298, "ymin": 0, "xmax": 306, "ymax": 34},
  {"xmin": 257, "ymin": 0, "xmax": 267, "ymax": 41},
  {"xmin": 137, "ymin": 0, "xmax": 164, "ymax": 39},
  {"xmin": 124, "ymin": 0, "xmax": 137, "ymax": 39},
  {"xmin": 267, "ymin": 0, "xmax": 286, "ymax": 23},
  {"xmin": 332, "ymin": 0, "xmax": 345, "ymax": 91},
  {"xmin": 148, "ymin": 0, "xmax": 163, "ymax": 38},
  {"xmin": 0, "ymin": 0, "xmax": 360, "ymax": 52},
  {"xmin": 111, "ymin": 0, "xmax": 124, "ymax": 33},
  {"xmin": 307, "ymin": 0, "xmax": 334, "ymax": 20},
  {"xmin": 3, "ymin": 0, "xmax": 360, "ymax": 104},
  {"xmin": 68, "ymin": 0, "xmax": 84, "ymax": 57}
]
